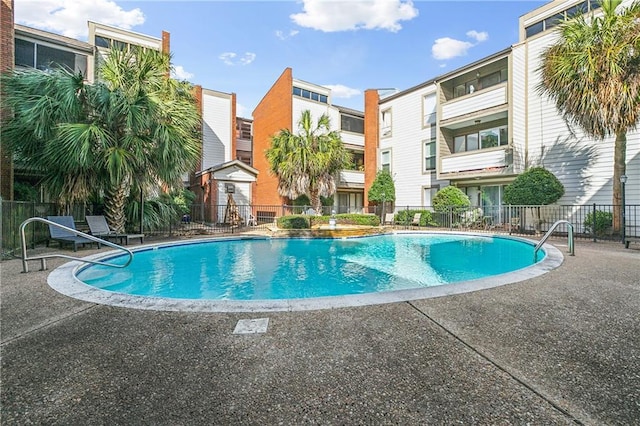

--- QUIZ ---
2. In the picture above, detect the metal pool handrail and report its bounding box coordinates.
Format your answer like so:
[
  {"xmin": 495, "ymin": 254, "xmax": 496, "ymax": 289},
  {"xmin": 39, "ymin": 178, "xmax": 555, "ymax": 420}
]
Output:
[
  {"xmin": 20, "ymin": 217, "xmax": 134, "ymax": 273},
  {"xmin": 534, "ymin": 219, "xmax": 574, "ymax": 262}
]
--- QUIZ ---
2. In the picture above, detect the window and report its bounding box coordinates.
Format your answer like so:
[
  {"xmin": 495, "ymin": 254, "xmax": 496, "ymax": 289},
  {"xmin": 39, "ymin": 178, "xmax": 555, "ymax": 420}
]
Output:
[
  {"xmin": 525, "ymin": 21, "xmax": 544, "ymax": 38},
  {"xmin": 480, "ymin": 128, "xmax": 499, "ymax": 148},
  {"xmin": 292, "ymin": 86, "xmax": 329, "ymax": 104},
  {"xmin": 341, "ymin": 115, "xmax": 364, "ymax": 134},
  {"xmin": 423, "ymin": 94, "xmax": 436, "ymax": 128},
  {"xmin": 466, "ymin": 133, "xmax": 479, "ymax": 151},
  {"xmin": 454, "ymin": 125, "xmax": 508, "ymax": 153},
  {"xmin": 478, "ymin": 72, "xmax": 501, "ymax": 90},
  {"xmin": 381, "ymin": 150, "xmax": 391, "ymax": 172},
  {"xmin": 95, "ymin": 36, "xmax": 111, "ymax": 48},
  {"xmin": 381, "ymin": 109, "xmax": 392, "ymax": 137},
  {"xmin": 15, "ymin": 39, "xmax": 35, "ymax": 67},
  {"xmin": 423, "ymin": 140, "xmax": 436, "ymax": 172},
  {"xmin": 16, "ymin": 40, "xmax": 87, "ymax": 75}
]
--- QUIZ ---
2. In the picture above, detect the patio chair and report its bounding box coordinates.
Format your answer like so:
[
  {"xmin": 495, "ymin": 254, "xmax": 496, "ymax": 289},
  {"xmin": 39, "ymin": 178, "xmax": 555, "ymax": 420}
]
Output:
[
  {"xmin": 246, "ymin": 213, "xmax": 257, "ymax": 226},
  {"xmin": 384, "ymin": 213, "xmax": 395, "ymax": 225},
  {"xmin": 86, "ymin": 215, "xmax": 144, "ymax": 245},
  {"xmin": 411, "ymin": 213, "xmax": 422, "ymax": 226},
  {"xmin": 47, "ymin": 215, "xmax": 100, "ymax": 252}
]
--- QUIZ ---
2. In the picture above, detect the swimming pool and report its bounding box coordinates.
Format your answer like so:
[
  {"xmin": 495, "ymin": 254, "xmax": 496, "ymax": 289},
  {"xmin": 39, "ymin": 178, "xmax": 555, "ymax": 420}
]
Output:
[{"xmin": 49, "ymin": 232, "xmax": 563, "ymax": 312}]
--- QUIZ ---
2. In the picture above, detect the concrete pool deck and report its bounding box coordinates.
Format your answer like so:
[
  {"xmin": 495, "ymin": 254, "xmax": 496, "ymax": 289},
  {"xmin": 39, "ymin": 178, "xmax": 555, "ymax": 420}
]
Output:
[{"xmin": 1, "ymin": 237, "xmax": 639, "ymax": 424}]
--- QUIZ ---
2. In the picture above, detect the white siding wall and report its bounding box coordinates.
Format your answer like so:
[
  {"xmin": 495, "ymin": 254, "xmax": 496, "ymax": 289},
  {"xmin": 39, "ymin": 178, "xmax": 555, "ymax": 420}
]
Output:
[
  {"xmin": 292, "ymin": 98, "xmax": 331, "ymax": 132},
  {"xmin": 202, "ymin": 93, "xmax": 232, "ymax": 170},
  {"xmin": 511, "ymin": 44, "xmax": 527, "ymax": 173},
  {"xmin": 380, "ymin": 85, "xmax": 449, "ymax": 208},
  {"xmin": 524, "ymin": 31, "xmax": 640, "ymax": 205}
]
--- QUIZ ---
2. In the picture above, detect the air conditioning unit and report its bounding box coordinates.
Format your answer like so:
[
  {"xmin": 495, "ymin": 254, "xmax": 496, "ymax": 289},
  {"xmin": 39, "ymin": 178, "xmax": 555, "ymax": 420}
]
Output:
[{"xmin": 225, "ymin": 183, "xmax": 235, "ymax": 193}]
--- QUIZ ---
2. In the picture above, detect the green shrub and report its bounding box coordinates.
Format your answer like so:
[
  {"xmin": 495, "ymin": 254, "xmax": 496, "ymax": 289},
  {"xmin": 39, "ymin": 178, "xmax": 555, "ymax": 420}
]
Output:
[
  {"xmin": 584, "ymin": 210, "xmax": 613, "ymax": 235},
  {"xmin": 503, "ymin": 167, "xmax": 565, "ymax": 205},
  {"xmin": 367, "ymin": 170, "xmax": 395, "ymax": 204},
  {"xmin": 277, "ymin": 215, "xmax": 311, "ymax": 229},
  {"xmin": 393, "ymin": 209, "xmax": 436, "ymax": 227},
  {"xmin": 432, "ymin": 186, "xmax": 470, "ymax": 213},
  {"xmin": 314, "ymin": 213, "xmax": 380, "ymax": 226},
  {"xmin": 13, "ymin": 181, "xmax": 39, "ymax": 202}
]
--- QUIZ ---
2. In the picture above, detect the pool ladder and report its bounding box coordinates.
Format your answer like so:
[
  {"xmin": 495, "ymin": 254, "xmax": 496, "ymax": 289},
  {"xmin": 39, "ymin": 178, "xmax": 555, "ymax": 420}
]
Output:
[
  {"xmin": 19, "ymin": 217, "xmax": 134, "ymax": 273},
  {"xmin": 534, "ymin": 220, "xmax": 575, "ymax": 261}
]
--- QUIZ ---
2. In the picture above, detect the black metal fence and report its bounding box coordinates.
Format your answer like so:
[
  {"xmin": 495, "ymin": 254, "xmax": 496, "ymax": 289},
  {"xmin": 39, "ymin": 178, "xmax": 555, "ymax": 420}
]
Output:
[{"xmin": 2, "ymin": 200, "xmax": 638, "ymax": 259}]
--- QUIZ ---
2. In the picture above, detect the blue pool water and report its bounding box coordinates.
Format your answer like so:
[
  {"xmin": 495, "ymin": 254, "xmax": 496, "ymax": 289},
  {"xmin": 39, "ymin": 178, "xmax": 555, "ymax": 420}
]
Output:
[{"xmin": 75, "ymin": 234, "xmax": 542, "ymax": 301}]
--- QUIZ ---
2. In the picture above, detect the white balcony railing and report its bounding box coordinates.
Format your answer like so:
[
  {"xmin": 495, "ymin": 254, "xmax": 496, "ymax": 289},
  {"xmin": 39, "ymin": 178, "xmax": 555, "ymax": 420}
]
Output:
[
  {"xmin": 441, "ymin": 149, "xmax": 508, "ymax": 175},
  {"xmin": 339, "ymin": 170, "xmax": 365, "ymax": 186},
  {"xmin": 441, "ymin": 84, "xmax": 507, "ymax": 121}
]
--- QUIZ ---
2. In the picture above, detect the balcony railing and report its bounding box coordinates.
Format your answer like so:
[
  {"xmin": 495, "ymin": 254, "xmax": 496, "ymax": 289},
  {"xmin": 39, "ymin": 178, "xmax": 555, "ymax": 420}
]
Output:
[
  {"xmin": 441, "ymin": 84, "xmax": 507, "ymax": 122},
  {"xmin": 440, "ymin": 148, "xmax": 510, "ymax": 175},
  {"xmin": 338, "ymin": 170, "xmax": 365, "ymax": 187}
]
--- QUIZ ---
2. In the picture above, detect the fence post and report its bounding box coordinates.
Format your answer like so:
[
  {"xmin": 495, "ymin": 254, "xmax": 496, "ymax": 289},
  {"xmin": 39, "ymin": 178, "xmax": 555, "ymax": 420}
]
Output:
[{"xmin": 592, "ymin": 203, "xmax": 597, "ymax": 242}]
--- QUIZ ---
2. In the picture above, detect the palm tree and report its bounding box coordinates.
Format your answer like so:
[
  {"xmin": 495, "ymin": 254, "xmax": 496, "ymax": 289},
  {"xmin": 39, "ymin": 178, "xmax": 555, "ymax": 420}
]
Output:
[
  {"xmin": 538, "ymin": 0, "xmax": 640, "ymax": 231},
  {"xmin": 2, "ymin": 46, "xmax": 201, "ymax": 232},
  {"xmin": 266, "ymin": 110, "xmax": 351, "ymax": 214}
]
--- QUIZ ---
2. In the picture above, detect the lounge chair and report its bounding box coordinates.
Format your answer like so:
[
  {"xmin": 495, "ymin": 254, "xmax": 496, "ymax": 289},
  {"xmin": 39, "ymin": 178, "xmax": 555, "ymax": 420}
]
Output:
[
  {"xmin": 411, "ymin": 213, "xmax": 422, "ymax": 226},
  {"xmin": 47, "ymin": 216, "xmax": 100, "ymax": 252},
  {"xmin": 86, "ymin": 215, "xmax": 144, "ymax": 245},
  {"xmin": 246, "ymin": 213, "xmax": 257, "ymax": 226},
  {"xmin": 384, "ymin": 213, "xmax": 395, "ymax": 225}
]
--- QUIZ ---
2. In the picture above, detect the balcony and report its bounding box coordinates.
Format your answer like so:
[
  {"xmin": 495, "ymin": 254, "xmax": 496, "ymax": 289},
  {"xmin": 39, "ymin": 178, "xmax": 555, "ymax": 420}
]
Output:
[
  {"xmin": 338, "ymin": 170, "xmax": 365, "ymax": 188},
  {"xmin": 440, "ymin": 148, "xmax": 512, "ymax": 177},
  {"xmin": 441, "ymin": 84, "xmax": 508, "ymax": 125}
]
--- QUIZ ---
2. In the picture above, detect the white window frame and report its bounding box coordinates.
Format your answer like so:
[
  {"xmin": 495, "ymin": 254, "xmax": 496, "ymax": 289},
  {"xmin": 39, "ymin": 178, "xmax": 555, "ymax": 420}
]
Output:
[
  {"xmin": 380, "ymin": 149, "xmax": 392, "ymax": 173},
  {"xmin": 422, "ymin": 139, "xmax": 436, "ymax": 173},
  {"xmin": 380, "ymin": 108, "xmax": 392, "ymax": 138}
]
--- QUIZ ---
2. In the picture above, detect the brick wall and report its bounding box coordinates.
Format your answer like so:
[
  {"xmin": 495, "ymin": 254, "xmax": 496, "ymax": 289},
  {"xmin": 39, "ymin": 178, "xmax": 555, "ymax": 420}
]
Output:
[
  {"xmin": 251, "ymin": 68, "xmax": 293, "ymax": 206},
  {"xmin": 0, "ymin": 0, "xmax": 14, "ymax": 200},
  {"xmin": 363, "ymin": 89, "xmax": 380, "ymax": 206}
]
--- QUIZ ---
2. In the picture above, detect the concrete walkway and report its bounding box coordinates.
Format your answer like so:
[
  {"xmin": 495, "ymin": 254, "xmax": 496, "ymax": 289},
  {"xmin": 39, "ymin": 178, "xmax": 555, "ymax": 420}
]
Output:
[{"xmin": 1, "ymin": 239, "xmax": 639, "ymax": 425}]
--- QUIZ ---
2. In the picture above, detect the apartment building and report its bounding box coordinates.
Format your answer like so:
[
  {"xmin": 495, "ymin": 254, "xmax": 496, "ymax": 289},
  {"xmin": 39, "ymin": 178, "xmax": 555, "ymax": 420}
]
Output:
[
  {"xmin": 190, "ymin": 87, "xmax": 258, "ymax": 224},
  {"xmin": 365, "ymin": 0, "xmax": 639, "ymax": 216},
  {"xmin": 5, "ymin": 14, "xmax": 253, "ymax": 219},
  {"xmin": 252, "ymin": 68, "xmax": 366, "ymax": 213}
]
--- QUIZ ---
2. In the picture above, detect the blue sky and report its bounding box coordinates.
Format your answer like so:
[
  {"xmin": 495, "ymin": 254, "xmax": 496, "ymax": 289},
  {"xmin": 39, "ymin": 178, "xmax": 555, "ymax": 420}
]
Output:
[{"xmin": 15, "ymin": 0, "xmax": 546, "ymax": 117}]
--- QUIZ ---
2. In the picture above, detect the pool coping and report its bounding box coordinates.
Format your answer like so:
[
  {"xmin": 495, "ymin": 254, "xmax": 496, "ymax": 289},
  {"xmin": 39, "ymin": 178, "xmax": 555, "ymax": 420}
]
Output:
[{"xmin": 47, "ymin": 231, "xmax": 565, "ymax": 312}]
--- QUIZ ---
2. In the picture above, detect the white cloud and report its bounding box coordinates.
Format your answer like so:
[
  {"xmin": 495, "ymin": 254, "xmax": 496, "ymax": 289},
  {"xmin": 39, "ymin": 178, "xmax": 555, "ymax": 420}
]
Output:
[
  {"xmin": 171, "ymin": 65, "xmax": 194, "ymax": 81},
  {"xmin": 275, "ymin": 29, "xmax": 299, "ymax": 40},
  {"xmin": 431, "ymin": 30, "xmax": 488, "ymax": 61},
  {"xmin": 290, "ymin": 0, "xmax": 418, "ymax": 33},
  {"xmin": 239, "ymin": 52, "xmax": 256, "ymax": 65},
  {"xmin": 323, "ymin": 84, "xmax": 361, "ymax": 99},
  {"xmin": 467, "ymin": 30, "xmax": 488, "ymax": 42},
  {"xmin": 219, "ymin": 52, "xmax": 237, "ymax": 66},
  {"xmin": 431, "ymin": 37, "xmax": 474, "ymax": 60},
  {"xmin": 219, "ymin": 52, "xmax": 256, "ymax": 66},
  {"xmin": 15, "ymin": 0, "xmax": 144, "ymax": 39}
]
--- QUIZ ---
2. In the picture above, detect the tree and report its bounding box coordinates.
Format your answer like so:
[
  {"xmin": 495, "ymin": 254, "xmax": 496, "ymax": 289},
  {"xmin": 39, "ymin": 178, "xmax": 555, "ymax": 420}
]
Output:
[
  {"xmin": 266, "ymin": 110, "xmax": 351, "ymax": 214},
  {"xmin": 504, "ymin": 167, "xmax": 565, "ymax": 234},
  {"xmin": 432, "ymin": 186, "xmax": 470, "ymax": 213},
  {"xmin": 538, "ymin": 0, "xmax": 640, "ymax": 231},
  {"xmin": 367, "ymin": 170, "xmax": 395, "ymax": 215},
  {"xmin": 503, "ymin": 167, "xmax": 565, "ymax": 206},
  {"xmin": 2, "ymin": 46, "xmax": 201, "ymax": 232}
]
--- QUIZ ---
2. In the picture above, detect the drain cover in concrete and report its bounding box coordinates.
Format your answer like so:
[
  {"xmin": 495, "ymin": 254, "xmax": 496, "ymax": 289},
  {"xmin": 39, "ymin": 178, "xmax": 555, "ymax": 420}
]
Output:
[{"xmin": 233, "ymin": 318, "xmax": 269, "ymax": 334}]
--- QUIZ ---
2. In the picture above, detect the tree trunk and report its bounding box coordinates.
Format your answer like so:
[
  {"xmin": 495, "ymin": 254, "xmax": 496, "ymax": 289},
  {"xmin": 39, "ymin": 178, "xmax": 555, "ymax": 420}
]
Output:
[
  {"xmin": 612, "ymin": 131, "xmax": 627, "ymax": 233},
  {"xmin": 104, "ymin": 181, "xmax": 128, "ymax": 233},
  {"xmin": 309, "ymin": 188, "xmax": 322, "ymax": 215}
]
